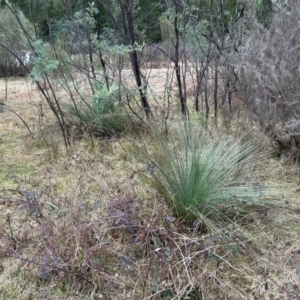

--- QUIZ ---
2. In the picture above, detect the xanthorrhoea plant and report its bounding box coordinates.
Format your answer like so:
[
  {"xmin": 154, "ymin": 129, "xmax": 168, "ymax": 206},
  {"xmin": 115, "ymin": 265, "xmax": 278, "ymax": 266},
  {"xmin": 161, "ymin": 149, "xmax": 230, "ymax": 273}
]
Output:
[{"xmin": 145, "ymin": 123, "xmax": 277, "ymax": 231}]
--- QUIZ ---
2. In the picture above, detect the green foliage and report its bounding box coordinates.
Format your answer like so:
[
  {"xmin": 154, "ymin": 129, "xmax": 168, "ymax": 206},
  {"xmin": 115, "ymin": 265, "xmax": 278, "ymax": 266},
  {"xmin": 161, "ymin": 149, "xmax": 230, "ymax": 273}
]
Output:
[
  {"xmin": 256, "ymin": 0, "xmax": 274, "ymax": 26},
  {"xmin": 51, "ymin": 3, "xmax": 98, "ymax": 53},
  {"xmin": 187, "ymin": 0, "xmax": 240, "ymax": 35},
  {"xmin": 159, "ymin": 16, "xmax": 172, "ymax": 42},
  {"xmin": 30, "ymin": 40, "xmax": 60, "ymax": 80},
  {"xmin": 144, "ymin": 123, "xmax": 274, "ymax": 230},
  {"xmin": 0, "ymin": 5, "xmax": 34, "ymax": 50},
  {"xmin": 7, "ymin": 0, "xmax": 69, "ymax": 39},
  {"xmin": 185, "ymin": 22, "xmax": 208, "ymax": 62},
  {"xmin": 137, "ymin": 0, "xmax": 165, "ymax": 43},
  {"xmin": 93, "ymin": 84, "xmax": 117, "ymax": 114},
  {"xmin": 71, "ymin": 83, "xmax": 139, "ymax": 136},
  {"xmin": 0, "ymin": 4, "xmax": 35, "ymax": 76}
]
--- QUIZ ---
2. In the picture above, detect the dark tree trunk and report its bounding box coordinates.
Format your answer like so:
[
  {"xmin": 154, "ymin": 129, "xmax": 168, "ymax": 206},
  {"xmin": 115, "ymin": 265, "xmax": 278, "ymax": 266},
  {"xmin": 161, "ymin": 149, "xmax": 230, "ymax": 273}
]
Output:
[
  {"xmin": 126, "ymin": 0, "xmax": 151, "ymax": 118},
  {"xmin": 213, "ymin": 59, "xmax": 219, "ymax": 119},
  {"xmin": 95, "ymin": 0, "xmax": 110, "ymax": 91},
  {"xmin": 195, "ymin": 64, "xmax": 207, "ymax": 112},
  {"xmin": 129, "ymin": 50, "xmax": 151, "ymax": 117},
  {"xmin": 204, "ymin": 70, "xmax": 209, "ymax": 121},
  {"xmin": 173, "ymin": 14, "xmax": 186, "ymax": 116}
]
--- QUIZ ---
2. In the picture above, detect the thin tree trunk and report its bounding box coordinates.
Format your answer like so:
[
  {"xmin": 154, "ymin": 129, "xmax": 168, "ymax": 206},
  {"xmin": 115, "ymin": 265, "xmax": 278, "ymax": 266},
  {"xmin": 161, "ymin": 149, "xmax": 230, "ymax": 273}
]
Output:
[
  {"xmin": 228, "ymin": 89, "xmax": 232, "ymax": 113},
  {"xmin": 126, "ymin": 1, "xmax": 151, "ymax": 118},
  {"xmin": 195, "ymin": 64, "xmax": 207, "ymax": 112},
  {"xmin": 204, "ymin": 69, "xmax": 209, "ymax": 121},
  {"xmin": 5, "ymin": 77, "xmax": 8, "ymax": 100},
  {"xmin": 80, "ymin": 1, "xmax": 96, "ymax": 88},
  {"xmin": 95, "ymin": 0, "xmax": 109, "ymax": 91},
  {"xmin": 213, "ymin": 58, "xmax": 219, "ymax": 119},
  {"xmin": 173, "ymin": 15, "xmax": 186, "ymax": 116}
]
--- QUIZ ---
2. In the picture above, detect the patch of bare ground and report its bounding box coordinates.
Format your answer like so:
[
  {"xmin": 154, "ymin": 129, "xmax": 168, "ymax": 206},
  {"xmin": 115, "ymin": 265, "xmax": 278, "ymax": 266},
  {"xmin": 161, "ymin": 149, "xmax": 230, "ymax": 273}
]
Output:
[{"xmin": 0, "ymin": 77, "xmax": 300, "ymax": 299}]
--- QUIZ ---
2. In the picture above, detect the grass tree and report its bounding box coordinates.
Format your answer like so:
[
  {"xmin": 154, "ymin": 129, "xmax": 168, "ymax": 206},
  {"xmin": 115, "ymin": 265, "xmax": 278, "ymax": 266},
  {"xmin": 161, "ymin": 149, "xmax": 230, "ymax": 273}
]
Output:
[{"xmin": 143, "ymin": 123, "xmax": 277, "ymax": 232}]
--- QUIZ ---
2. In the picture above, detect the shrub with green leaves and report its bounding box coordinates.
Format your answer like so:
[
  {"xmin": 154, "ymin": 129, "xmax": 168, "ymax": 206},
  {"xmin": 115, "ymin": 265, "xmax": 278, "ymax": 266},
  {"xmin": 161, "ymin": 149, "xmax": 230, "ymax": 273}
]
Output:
[
  {"xmin": 71, "ymin": 83, "xmax": 140, "ymax": 136},
  {"xmin": 144, "ymin": 123, "xmax": 275, "ymax": 231},
  {"xmin": 93, "ymin": 83, "xmax": 117, "ymax": 114}
]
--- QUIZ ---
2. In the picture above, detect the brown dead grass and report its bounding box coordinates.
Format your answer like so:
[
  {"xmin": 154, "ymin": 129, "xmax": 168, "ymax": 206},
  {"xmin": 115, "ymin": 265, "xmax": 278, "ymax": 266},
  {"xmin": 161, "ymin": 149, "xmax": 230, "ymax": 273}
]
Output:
[{"xmin": 0, "ymin": 77, "xmax": 300, "ymax": 299}]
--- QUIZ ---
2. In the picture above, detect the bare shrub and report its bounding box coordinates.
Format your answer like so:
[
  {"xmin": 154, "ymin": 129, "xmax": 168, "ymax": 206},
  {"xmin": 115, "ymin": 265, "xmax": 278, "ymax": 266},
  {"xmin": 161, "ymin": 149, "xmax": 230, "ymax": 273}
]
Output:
[{"xmin": 236, "ymin": 3, "xmax": 300, "ymax": 160}]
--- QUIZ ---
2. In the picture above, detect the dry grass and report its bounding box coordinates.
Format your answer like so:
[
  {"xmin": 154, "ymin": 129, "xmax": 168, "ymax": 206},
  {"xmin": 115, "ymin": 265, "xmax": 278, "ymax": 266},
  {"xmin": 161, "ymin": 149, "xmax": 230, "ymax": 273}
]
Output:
[{"xmin": 0, "ymin": 77, "xmax": 300, "ymax": 300}]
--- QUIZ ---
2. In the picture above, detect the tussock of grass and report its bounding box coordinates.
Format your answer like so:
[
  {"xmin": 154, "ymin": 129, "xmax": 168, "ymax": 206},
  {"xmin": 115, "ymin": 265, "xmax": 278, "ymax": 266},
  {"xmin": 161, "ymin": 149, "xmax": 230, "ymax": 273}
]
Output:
[{"xmin": 141, "ymin": 123, "xmax": 282, "ymax": 233}]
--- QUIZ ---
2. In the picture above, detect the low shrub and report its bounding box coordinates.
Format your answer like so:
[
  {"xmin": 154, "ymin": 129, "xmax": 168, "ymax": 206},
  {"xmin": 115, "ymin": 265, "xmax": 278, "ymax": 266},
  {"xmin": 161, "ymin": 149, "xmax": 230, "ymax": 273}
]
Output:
[{"xmin": 70, "ymin": 84, "xmax": 142, "ymax": 137}]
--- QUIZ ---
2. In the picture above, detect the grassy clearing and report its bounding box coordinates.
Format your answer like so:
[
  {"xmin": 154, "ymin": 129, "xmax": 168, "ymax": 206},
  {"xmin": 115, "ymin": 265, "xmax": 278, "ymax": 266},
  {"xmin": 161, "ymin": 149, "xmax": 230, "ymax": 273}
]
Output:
[{"xmin": 0, "ymin": 78, "xmax": 300, "ymax": 299}]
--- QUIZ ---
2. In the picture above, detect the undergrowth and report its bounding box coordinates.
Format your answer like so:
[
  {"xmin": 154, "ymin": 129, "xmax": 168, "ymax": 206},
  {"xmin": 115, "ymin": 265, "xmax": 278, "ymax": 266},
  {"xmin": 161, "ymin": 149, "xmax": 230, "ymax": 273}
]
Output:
[
  {"xmin": 1, "ymin": 81, "xmax": 300, "ymax": 299},
  {"xmin": 69, "ymin": 83, "xmax": 144, "ymax": 137}
]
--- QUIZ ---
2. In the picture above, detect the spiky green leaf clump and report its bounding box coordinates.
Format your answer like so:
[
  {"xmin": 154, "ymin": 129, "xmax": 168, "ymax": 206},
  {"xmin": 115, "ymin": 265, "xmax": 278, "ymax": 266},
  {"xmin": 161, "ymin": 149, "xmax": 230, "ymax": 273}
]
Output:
[
  {"xmin": 146, "ymin": 123, "xmax": 272, "ymax": 228},
  {"xmin": 93, "ymin": 84, "xmax": 117, "ymax": 114},
  {"xmin": 71, "ymin": 83, "xmax": 142, "ymax": 136}
]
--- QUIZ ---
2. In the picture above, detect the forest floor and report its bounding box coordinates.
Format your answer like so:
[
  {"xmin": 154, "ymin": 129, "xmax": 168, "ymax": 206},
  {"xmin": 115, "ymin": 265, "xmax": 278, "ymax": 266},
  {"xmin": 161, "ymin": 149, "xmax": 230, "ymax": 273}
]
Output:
[{"xmin": 0, "ymin": 77, "xmax": 300, "ymax": 300}]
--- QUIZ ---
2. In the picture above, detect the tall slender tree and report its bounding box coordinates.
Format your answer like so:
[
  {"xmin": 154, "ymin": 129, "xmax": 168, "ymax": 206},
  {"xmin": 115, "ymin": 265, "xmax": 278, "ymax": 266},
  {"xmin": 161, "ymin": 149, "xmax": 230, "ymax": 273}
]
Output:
[{"xmin": 99, "ymin": 0, "xmax": 151, "ymax": 118}]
